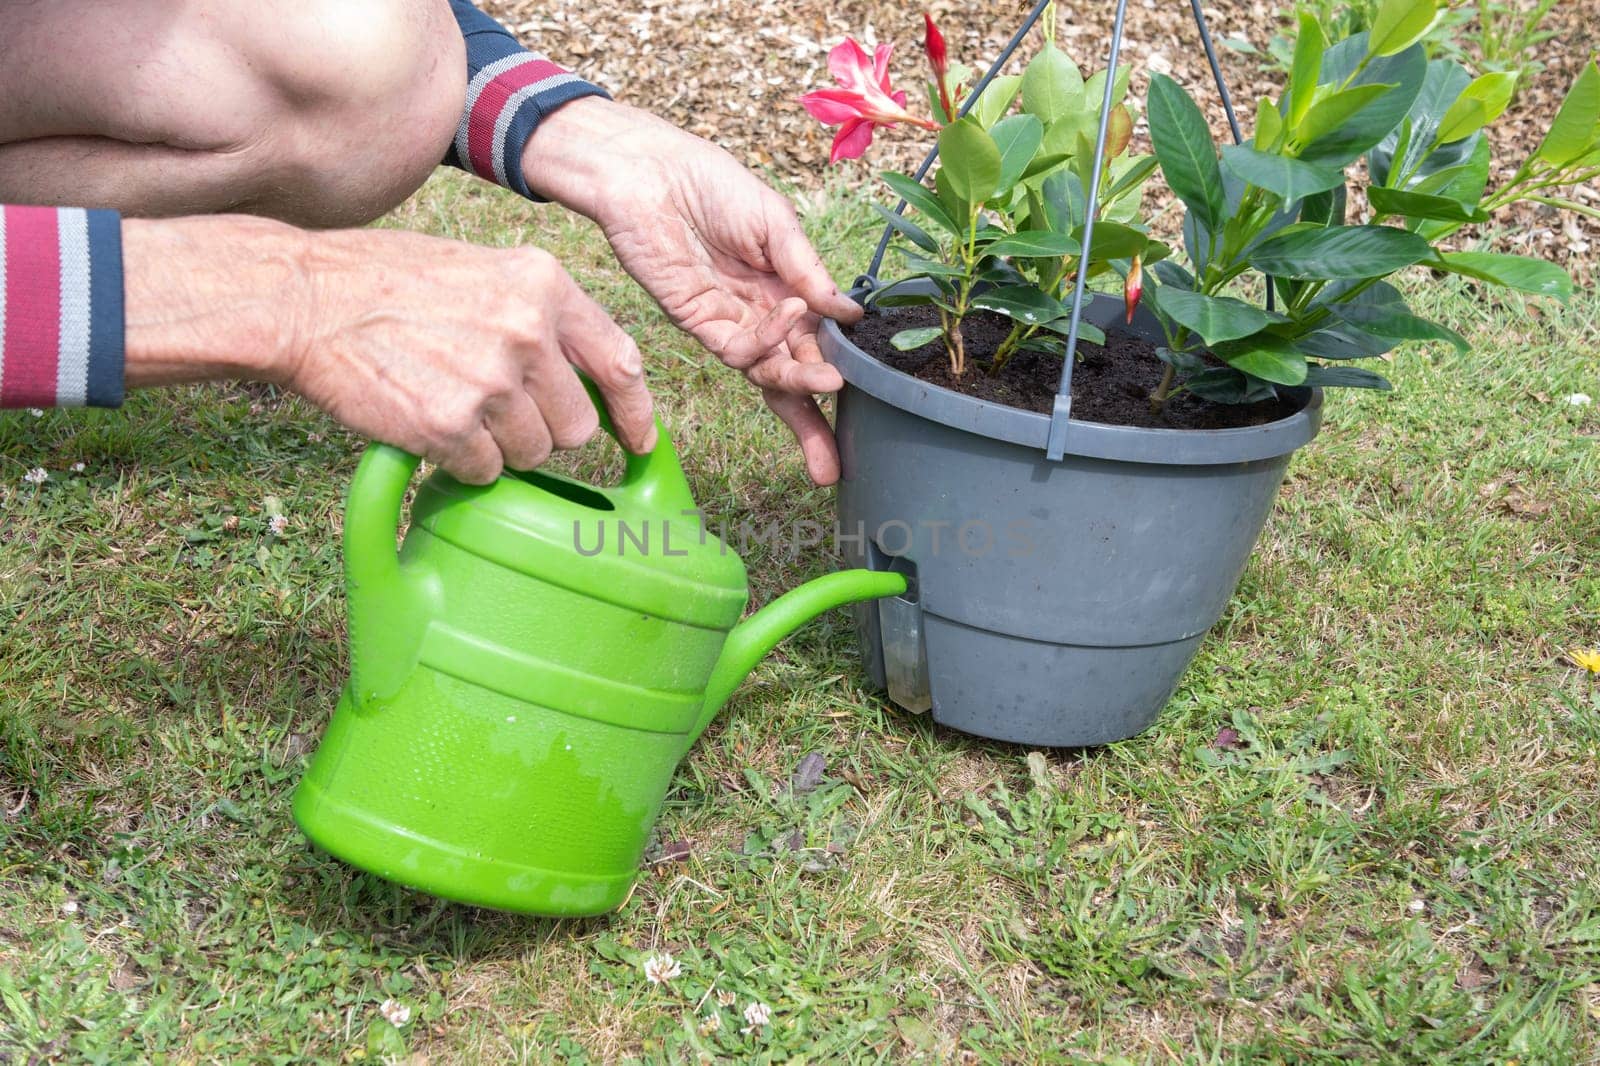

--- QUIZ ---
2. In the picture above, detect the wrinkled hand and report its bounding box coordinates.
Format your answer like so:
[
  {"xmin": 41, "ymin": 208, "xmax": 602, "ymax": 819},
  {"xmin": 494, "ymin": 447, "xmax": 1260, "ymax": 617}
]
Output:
[
  {"xmin": 526, "ymin": 100, "xmax": 862, "ymax": 485},
  {"xmin": 122, "ymin": 217, "xmax": 654, "ymax": 484},
  {"xmin": 281, "ymin": 230, "xmax": 656, "ymax": 484}
]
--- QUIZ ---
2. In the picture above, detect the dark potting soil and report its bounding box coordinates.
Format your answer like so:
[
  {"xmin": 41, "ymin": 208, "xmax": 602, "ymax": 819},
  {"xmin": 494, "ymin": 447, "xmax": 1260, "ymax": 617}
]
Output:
[{"xmin": 846, "ymin": 305, "xmax": 1301, "ymax": 431}]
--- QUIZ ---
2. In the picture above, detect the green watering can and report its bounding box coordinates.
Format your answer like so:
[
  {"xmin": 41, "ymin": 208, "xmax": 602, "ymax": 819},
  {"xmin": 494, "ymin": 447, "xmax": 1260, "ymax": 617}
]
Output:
[{"xmin": 292, "ymin": 389, "xmax": 905, "ymax": 917}]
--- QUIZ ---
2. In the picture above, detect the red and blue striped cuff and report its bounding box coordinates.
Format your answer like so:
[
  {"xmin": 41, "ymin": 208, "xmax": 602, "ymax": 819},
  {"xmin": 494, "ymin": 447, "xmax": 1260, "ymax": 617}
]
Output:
[
  {"xmin": 446, "ymin": 0, "xmax": 609, "ymax": 201},
  {"xmin": 0, "ymin": 205, "xmax": 124, "ymax": 410}
]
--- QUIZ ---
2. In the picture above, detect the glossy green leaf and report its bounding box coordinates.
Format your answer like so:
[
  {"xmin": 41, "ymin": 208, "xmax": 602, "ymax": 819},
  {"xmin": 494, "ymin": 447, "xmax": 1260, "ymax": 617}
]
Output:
[
  {"xmin": 1536, "ymin": 58, "xmax": 1600, "ymax": 167},
  {"xmin": 1019, "ymin": 152, "xmax": 1071, "ymax": 183},
  {"xmin": 1219, "ymin": 144, "xmax": 1344, "ymax": 201},
  {"xmin": 972, "ymin": 286, "xmax": 1068, "ymax": 326},
  {"xmin": 1184, "ymin": 366, "xmax": 1281, "ymax": 404},
  {"xmin": 1082, "ymin": 65, "xmax": 1134, "ymax": 113},
  {"xmin": 1147, "ymin": 73, "xmax": 1224, "ymax": 232},
  {"xmin": 890, "ymin": 327, "xmax": 945, "ymax": 351},
  {"xmin": 1215, "ymin": 334, "xmax": 1309, "ymax": 385},
  {"xmin": 1300, "ymin": 40, "xmax": 1426, "ymax": 167},
  {"xmin": 1368, "ymin": 0, "xmax": 1437, "ymax": 56},
  {"xmin": 1331, "ymin": 302, "xmax": 1469, "ymax": 351},
  {"xmin": 1150, "ymin": 287, "xmax": 1285, "ymax": 344},
  {"xmin": 1151, "ymin": 260, "xmax": 1196, "ymax": 290},
  {"xmin": 1302, "ymin": 364, "xmax": 1393, "ymax": 389},
  {"xmin": 881, "ymin": 172, "xmax": 959, "ymax": 235},
  {"xmin": 1249, "ymin": 224, "xmax": 1432, "ymax": 279},
  {"xmin": 1289, "ymin": 11, "xmax": 1326, "ymax": 128},
  {"xmin": 985, "ymin": 231, "xmax": 1081, "ymax": 258},
  {"xmin": 938, "ymin": 119, "xmax": 1002, "ymax": 205},
  {"xmin": 1036, "ymin": 319, "xmax": 1107, "ymax": 347},
  {"xmin": 1021, "ymin": 45, "xmax": 1084, "ymax": 123},
  {"xmin": 990, "ymin": 114, "xmax": 1045, "ymax": 196},
  {"xmin": 1297, "ymin": 84, "xmax": 1394, "ymax": 146},
  {"xmin": 1073, "ymin": 221, "xmax": 1149, "ymax": 262},
  {"xmin": 895, "ymin": 252, "xmax": 969, "ymax": 279},
  {"xmin": 969, "ymin": 74, "xmax": 1023, "ymax": 129},
  {"xmin": 872, "ymin": 204, "xmax": 940, "ymax": 254},
  {"xmin": 1366, "ymin": 186, "xmax": 1488, "ymax": 223},
  {"xmin": 1434, "ymin": 251, "xmax": 1573, "ymax": 301}
]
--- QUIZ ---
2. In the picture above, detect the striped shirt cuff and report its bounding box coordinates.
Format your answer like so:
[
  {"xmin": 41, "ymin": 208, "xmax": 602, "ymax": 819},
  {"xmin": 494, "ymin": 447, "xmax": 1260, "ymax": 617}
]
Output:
[
  {"xmin": 446, "ymin": 1, "xmax": 610, "ymax": 201},
  {"xmin": 0, "ymin": 205, "xmax": 125, "ymax": 410}
]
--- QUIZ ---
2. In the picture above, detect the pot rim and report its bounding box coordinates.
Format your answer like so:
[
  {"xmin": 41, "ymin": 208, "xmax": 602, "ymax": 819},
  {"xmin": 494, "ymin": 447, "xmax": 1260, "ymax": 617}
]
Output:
[{"xmin": 821, "ymin": 286, "xmax": 1324, "ymax": 467}]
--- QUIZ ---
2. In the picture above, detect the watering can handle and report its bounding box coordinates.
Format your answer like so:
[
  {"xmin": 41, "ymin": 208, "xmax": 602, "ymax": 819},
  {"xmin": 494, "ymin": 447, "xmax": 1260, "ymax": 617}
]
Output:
[{"xmin": 345, "ymin": 375, "xmax": 693, "ymax": 624}]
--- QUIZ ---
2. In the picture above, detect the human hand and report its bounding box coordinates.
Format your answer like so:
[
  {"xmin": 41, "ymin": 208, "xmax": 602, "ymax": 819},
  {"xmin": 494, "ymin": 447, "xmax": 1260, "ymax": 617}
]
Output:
[
  {"xmin": 122, "ymin": 217, "xmax": 655, "ymax": 484},
  {"xmin": 524, "ymin": 99, "xmax": 862, "ymax": 485}
]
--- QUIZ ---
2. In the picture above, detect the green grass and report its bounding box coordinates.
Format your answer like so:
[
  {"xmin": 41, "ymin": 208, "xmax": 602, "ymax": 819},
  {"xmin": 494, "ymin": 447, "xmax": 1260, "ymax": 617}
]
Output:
[{"xmin": 2, "ymin": 168, "xmax": 1598, "ymax": 1063}]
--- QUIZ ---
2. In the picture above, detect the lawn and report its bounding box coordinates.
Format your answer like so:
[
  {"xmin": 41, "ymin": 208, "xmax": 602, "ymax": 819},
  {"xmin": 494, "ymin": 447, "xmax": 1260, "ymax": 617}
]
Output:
[{"xmin": 1, "ymin": 168, "xmax": 1598, "ymax": 1063}]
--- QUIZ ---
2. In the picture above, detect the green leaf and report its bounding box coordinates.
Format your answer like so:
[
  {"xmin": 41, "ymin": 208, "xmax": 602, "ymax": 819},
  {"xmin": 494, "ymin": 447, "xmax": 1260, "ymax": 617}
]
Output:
[
  {"xmin": 890, "ymin": 327, "xmax": 944, "ymax": 351},
  {"xmin": 1184, "ymin": 366, "xmax": 1281, "ymax": 404},
  {"xmin": 1297, "ymin": 84, "xmax": 1394, "ymax": 146},
  {"xmin": 1368, "ymin": 0, "xmax": 1437, "ymax": 57},
  {"xmin": 985, "ymin": 231, "xmax": 1081, "ymax": 258},
  {"xmin": 1021, "ymin": 45, "xmax": 1084, "ymax": 123},
  {"xmin": 1255, "ymin": 96, "xmax": 1284, "ymax": 149},
  {"xmin": 1536, "ymin": 58, "xmax": 1600, "ymax": 167},
  {"xmin": 1303, "ymin": 364, "xmax": 1394, "ymax": 389},
  {"xmin": 1219, "ymin": 145, "xmax": 1344, "ymax": 201},
  {"xmin": 1036, "ymin": 319, "xmax": 1107, "ymax": 347},
  {"xmin": 1083, "ymin": 65, "xmax": 1134, "ymax": 113},
  {"xmin": 1288, "ymin": 11, "xmax": 1327, "ymax": 128},
  {"xmin": 1214, "ymin": 334, "xmax": 1309, "ymax": 385},
  {"xmin": 970, "ymin": 74, "xmax": 1023, "ymax": 129},
  {"xmin": 1073, "ymin": 221, "xmax": 1149, "ymax": 262},
  {"xmin": 1331, "ymin": 303, "xmax": 1469, "ymax": 351},
  {"xmin": 1149, "ymin": 288, "xmax": 1283, "ymax": 345},
  {"xmin": 1366, "ymin": 186, "xmax": 1488, "ymax": 223},
  {"xmin": 972, "ymin": 286, "xmax": 1068, "ymax": 326},
  {"xmin": 1300, "ymin": 40, "xmax": 1427, "ymax": 167},
  {"xmin": 990, "ymin": 114, "xmax": 1045, "ymax": 196},
  {"xmin": 938, "ymin": 119, "xmax": 1003, "ymax": 205},
  {"xmin": 1147, "ymin": 73, "xmax": 1224, "ymax": 233},
  {"xmin": 872, "ymin": 204, "xmax": 939, "ymax": 254},
  {"xmin": 895, "ymin": 252, "xmax": 968, "ymax": 279},
  {"xmin": 1434, "ymin": 251, "xmax": 1573, "ymax": 301},
  {"xmin": 1249, "ymin": 224, "xmax": 1433, "ymax": 279},
  {"xmin": 1019, "ymin": 152, "xmax": 1071, "ymax": 184},
  {"xmin": 881, "ymin": 173, "xmax": 959, "ymax": 235},
  {"xmin": 1107, "ymin": 155, "xmax": 1160, "ymax": 201}
]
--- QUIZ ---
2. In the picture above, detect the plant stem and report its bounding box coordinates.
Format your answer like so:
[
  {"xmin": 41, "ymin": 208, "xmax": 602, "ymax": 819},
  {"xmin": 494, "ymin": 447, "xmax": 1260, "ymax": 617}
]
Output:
[{"xmin": 1150, "ymin": 364, "xmax": 1177, "ymax": 414}]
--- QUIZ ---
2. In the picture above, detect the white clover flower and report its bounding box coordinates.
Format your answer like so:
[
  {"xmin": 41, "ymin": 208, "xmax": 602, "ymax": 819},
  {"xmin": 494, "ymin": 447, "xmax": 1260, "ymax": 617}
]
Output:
[
  {"xmin": 741, "ymin": 1001, "xmax": 772, "ymax": 1032},
  {"xmin": 643, "ymin": 952, "xmax": 682, "ymax": 985},
  {"xmin": 697, "ymin": 1012, "xmax": 722, "ymax": 1036},
  {"xmin": 71, "ymin": 462, "xmax": 86, "ymax": 473},
  {"xmin": 22, "ymin": 468, "xmax": 48, "ymax": 485},
  {"xmin": 716, "ymin": 989, "xmax": 737, "ymax": 1008},
  {"xmin": 27, "ymin": 408, "xmax": 43, "ymax": 418},
  {"xmin": 379, "ymin": 999, "xmax": 411, "ymax": 1026},
  {"xmin": 60, "ymin": 899, "xmax": 79, "ymax": 916},
  {"xmin": 1568, "ymin": 393, "xmax": 1592, "ymax": 407},
  {"xmin": 268, "ymin": 514, "xmax": 289, "ymax": 536}
]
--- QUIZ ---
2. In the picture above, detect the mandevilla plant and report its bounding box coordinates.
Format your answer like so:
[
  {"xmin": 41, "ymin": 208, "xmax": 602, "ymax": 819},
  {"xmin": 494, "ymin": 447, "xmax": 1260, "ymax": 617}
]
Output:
[
  {"xmin": 803, "ymin": 7, "xmax": 1163, "ymax": 377},
  {"xmin": 804, "ymin": 0, "xmax": 1598, "ymax": 411},
  {"xmin": 1141, "ymin": 0, "xmax": 1597, "ymax": 410}
]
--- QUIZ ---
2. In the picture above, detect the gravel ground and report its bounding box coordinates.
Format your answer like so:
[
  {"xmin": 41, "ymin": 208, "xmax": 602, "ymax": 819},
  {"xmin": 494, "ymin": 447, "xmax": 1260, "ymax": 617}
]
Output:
[{"xmin": 483, "ymin": 0, "xmax": 1598, "ymax": 281}]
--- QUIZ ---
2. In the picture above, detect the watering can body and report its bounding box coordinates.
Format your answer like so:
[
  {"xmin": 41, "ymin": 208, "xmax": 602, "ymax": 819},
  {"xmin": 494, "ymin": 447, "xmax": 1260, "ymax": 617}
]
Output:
[{"xmin": 292, "ymin": 397, "xmax": 903, "ymax": 916}]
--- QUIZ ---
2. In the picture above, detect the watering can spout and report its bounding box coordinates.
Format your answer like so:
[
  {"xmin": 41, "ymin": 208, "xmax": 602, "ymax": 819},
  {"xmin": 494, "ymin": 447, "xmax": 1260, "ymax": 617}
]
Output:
[{"xmin": 691, "ymin": 568, "xmax": 908, "ymax": 744}]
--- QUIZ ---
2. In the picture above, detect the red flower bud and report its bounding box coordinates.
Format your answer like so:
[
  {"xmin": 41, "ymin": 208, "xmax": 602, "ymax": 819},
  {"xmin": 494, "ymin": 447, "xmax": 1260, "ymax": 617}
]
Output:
[
  {"xmin": 1125, "ymin": 255, "xmax": 1143, "ymax": 325},
  {"xmin": 924, "ymin": 13, "xmax": 954, "ymax": 118}
]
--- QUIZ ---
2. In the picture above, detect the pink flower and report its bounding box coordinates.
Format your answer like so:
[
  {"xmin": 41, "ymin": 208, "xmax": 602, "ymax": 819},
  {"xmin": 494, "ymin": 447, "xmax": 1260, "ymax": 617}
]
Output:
[{"xmin": 800, "ymin": 39, "xmax": 939, "ymax": 164}]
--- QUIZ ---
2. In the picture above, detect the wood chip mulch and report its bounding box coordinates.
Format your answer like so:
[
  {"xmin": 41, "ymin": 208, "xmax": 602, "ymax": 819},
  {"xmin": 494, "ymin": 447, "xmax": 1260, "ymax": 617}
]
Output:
[{"xmin": 483, "ymin": 0, "xmax": 1597, "ymax": 283}]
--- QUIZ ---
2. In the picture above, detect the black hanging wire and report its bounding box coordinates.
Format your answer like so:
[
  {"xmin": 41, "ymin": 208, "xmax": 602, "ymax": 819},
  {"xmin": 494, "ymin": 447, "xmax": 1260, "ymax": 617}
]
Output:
[
  {"xmin": 1188, "ymin": 0, "xmax": 1276, "ymax": 312},
  {"xmin": 857, "ymin": 0, "xmax": 1054, "ymax": 290},
  {"xmin": 1046, "ymin": 0, "xmax": 1131, "ymax": 460}
]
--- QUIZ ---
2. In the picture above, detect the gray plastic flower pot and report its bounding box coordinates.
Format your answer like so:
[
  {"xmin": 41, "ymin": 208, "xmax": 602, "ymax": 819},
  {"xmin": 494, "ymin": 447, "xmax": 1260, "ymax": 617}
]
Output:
[{"xmin": 819, "ymin": 286, "xmax": 1323, "ymax": 747}]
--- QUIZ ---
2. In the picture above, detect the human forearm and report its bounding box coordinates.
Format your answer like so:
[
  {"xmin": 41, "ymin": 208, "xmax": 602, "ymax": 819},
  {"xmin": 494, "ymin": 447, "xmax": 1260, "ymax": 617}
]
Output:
[{"xmin": 122, "ymin": 215, "xmax": 306, "ymax": 389}]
